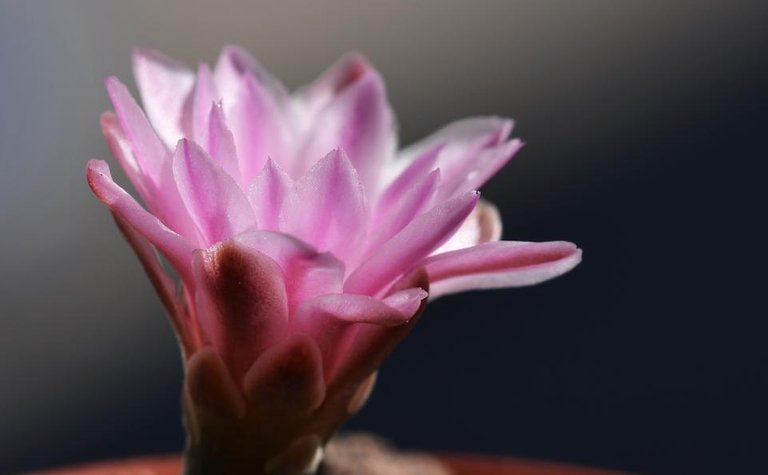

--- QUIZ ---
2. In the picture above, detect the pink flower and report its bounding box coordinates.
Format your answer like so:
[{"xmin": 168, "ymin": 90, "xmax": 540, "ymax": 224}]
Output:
[{"xmin": 87, "ymin": 46, "xmax": 581, "ymax": 473}]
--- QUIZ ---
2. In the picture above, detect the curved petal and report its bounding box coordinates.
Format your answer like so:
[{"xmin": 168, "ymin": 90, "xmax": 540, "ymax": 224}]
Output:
[
  {"xmin": 192, "ymin": 241, "xmax": 289, "ymax": 382},
  {"xmin": 205, "ymin": 102, "xmax": 241, "ymax": 184},
  {"xmin": 443, "ymin": 138, "xmax": 524, "ymax": 199},
  {"xmin": 106, "ymin": 76, "xmax": 171, "ymax": 188},
  {"xmin": 86, "ymin": 160, "xmax": 192, "ymax": 281},
  {"xmin": 423, "ymin": 240, "xmax": 582, "ymax": 299},
  {"xmin": 283, "ymin": 149, "xmax": 369, "ymax": 265},
  {"xmin": 235, "ymin": 230, "xmax": 344, "ymax": 314},
  {"xmin": 345, "ymin": 191, "xmax": 479, "ymax": 297},
  {"xmin": 172, "ymin": 139, "xmax": 256, "ymax": 246},
  {"xmin": 132, "ymin": 48, "xmax": 195, "ymax": 146},
  {"xmin": 433, "ymin": 199, "xmax": 502, "ymax": 254},
  {"xmin": 214, "ymin": 45, "xmax": 289, "ymax": 104},
  {"xmin": 293, "ymin": 65, "xmax": 396, "ymax": 193},
  {"xmin": 392, "ymin": 117, "xmax": 514, "ymax": 199},
  {"xmin": 191, "ymin": 63, "xmax": 218, "ymax": 146},
  {"xmin": 100, "ymin": 111, "xmax": 150, "ymax": 202},
  {"xmin": 366, "ymin": 168, "xmax": 441, "ymax": 253},
  {"xmin": 247, "ymin": 158, "xmax": 293, "ymax": 231}
]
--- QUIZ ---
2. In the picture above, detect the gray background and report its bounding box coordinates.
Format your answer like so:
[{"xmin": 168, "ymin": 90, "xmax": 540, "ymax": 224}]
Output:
[{"xmin": 1, "ymin": 1, "xmax": 766, "ymax": 473}]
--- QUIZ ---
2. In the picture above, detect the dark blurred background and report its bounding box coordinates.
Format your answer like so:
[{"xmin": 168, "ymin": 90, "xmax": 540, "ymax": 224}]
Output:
[{"xmin": 1, "ymin": 1, "xmax": 766, "ymax": 473}]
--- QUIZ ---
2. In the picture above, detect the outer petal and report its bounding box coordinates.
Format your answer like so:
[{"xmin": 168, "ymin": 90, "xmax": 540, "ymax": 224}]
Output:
[
  {"xmin": 345, "ymin": 191, "xmax": 479, "ymax": 297},
  {"xmin": 86, "ymin": 160, "xmax": 192, "ymax": 281},
  {"xmin": 172, "ymin": 139, "xmax": 256, "ymax": 246},
  {"xmin": 423, "ymin": 241, "xmax": 582, "ymax": 299},
  {"xmin": 191, "ymin": 63, "xmax": 218, "ymax": 146},
  {"xmin": 106, "ymin": 76, "xmax": 170, "ymax": 187},
  {"xmin": 192, "ymin": 241, "xmax": 289, "ymax": 383},
  {"xmin": 283, "ymin": 149, "xmax": 369, "ymax": 265},
  {"xmin": 235, "ymin": 230, "xmax": 345, "ymax": 315},
  {"xmin": 100, "ymin": 112, "xmax": 150, "ymax": 202},
  {"xmin": 433, "ymin": 199, "xmax": 502, "ymax": 254},
  {"xmin": 442, "ymin": 138, "xmax": 524, "ymax": 199},
  {"xmin": 205, "ymin": 102, "xmax": 242, "ymax": 184},
  {"xmin": 293, "ymin": 289, "xmax": 426, "ymax": 380},
  {"xmin": 293, "ymin": 64, "xmax": 396, "ymax": 194},
  {"xmin": 132, "ymin": 48, "xmax": 196, "ymax": 146},
  {"xmin": 390, "ymin": 117, "xmax": 515, "ymax": 199}
]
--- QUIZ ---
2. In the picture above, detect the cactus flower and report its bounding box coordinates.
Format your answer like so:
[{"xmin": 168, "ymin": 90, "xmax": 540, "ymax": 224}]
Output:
[{"xmin": 86, "ymin": 46, "xmax": 581, "ymax": 474}]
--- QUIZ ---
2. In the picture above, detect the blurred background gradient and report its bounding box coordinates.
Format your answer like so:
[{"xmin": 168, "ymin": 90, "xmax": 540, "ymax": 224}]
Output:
[{"xmin": 1, "ymin": 1, "xmax": 766, "ymax": 473}]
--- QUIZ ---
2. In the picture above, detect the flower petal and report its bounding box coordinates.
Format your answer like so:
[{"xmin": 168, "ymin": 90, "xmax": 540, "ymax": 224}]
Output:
[
  {"xmin": 105, "ymin": 76, "xmax": 170, "ymax": 188},
  {"xmin": 235, "ymin": 230, "xmax": 344, "ymax": 315},
  {"xmin": 192, "ymin": 241, "xmax": 289, "ymax": 382},
  {"xmin": 294, "ymin": 65, "xmax": 395, "ymax": 194},
  {"xmin": 172, "ymin": 139, "xmax": 256, "ymax": 246},
  {"xmin": 423, "ymin": 240, "xmax": 582, "ymax": 299},
  {"xmin": 433, "ymin": 199, "xmax": 502, "ymax": 254},
  {"xmin": 283, "ymin": 149, "xmax": 368, "ymax": 265},
  {"xmin": 214, "ymin": 45, "xmax": 289, "ymax": 104},
  {"xmin": 393, "ymin": 117, "xmax": 515, "ymax": 199},
  {"xmin": 206, "ymin": 102, "xmax": 242, "ymax": 184},
  {"xmin": 86, "ymin": 160, "xmax": 192, "ymax": 280},
  {"xmin": 247, "ymin": 158, "xmax": 293, "ymax": 231},
  {"xmin": 100, "ymin": 111, "xmax": 150, "ymax": 202},
  {"xmin": 366, "ymin": 168, "xmax": 441, "ymax": 253},
  {"xmin": 132, "ymin": 48, "xmax": 195, "ymax": 146},
  {"xmin": 191, "ymin": 63, "xmax": 218, "ymax": 146},
  {"xmin": 345, "ymin": 191, "xmax": 480, "ymax": 296}
]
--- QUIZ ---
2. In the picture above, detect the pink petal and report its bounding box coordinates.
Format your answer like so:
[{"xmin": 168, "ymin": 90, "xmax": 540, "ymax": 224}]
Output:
[
  {"xmin": 247, "ymin": 158, "xmax": 293, "ymax": 231},
  {"xmin": 86, "ymin": 160, "xmax": 192, "ymax": 281},
  {"xmin": 213, "ymin": 45, "xmax": 288, "ymax": 104},
  {"xmin": 423, "ymin": 241, "xmax": 582, "ymax": 299},
  {"xmin": 443, "ymin": 139, "xmax": 524, "ymax": 199},
  {"xmin": 192, "ymin": 241, "xmax": 289, "ymax": 383},
  {"xmin": 172, "ymin": 139, "xmax": 256, "ymax": 246},
  {"xmin": 225, "ymin": 74, "xmax": 288, "ymax": 183},
  {"xmin": 293, "ymin": 289, "xmax": 426, "ymax": 380},
  {"xmin": 345, "ymin": 191, "xmax": 480, "ymax": 297},
  {"xmin": 105, "ymin": 76, "xmax": 170, "ymax": 187},
  {"xmin": 293, "ymin": 67, "xmax": 395, "ymax": 194},
  {"xmin": 131, "ymin": 48, "xmax": 195, "ymax": 147},
  {"xmin": 235, "ymin": 230, "xmax": 344, "ymax": 315},
  {"xmin": 283, "ymin": 149, "xmax": 368, "ymax": 265},
  {"xmin": 395, "ymin": 117, "xmax": 515, "ymax": 199},
  {"xmin": 206, "ymin": 102, "xmax": 242, "ymax": 184},
  {"xmin": 100, "ymin": 112, "xmax": 150, "ymax": 202},
  {"xmin": 375, "ymin": 143, "xmax": 442, "ymax": 212},
  {"xmin": 293, "ymin": 53, "xmax": 371, "ymax": 119},
  {"xmin": 191, "ymin": 63, "xmax": 218, "ymax": 146},
  {"xmin": 366, "ymin": 168, "xmax": 441, "ymax": 253},
  {"xmin": 433, "ymin": 199, "xmax": 502, "ymax": 254}
]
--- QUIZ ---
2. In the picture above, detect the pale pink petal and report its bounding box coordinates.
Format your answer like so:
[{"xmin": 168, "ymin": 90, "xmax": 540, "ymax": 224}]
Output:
[
  {"xmin": 366, "ymin": 168, "xmax": 441, "ymax": 253},
  {"xmin": 206, "ymin": 102, "xmax": 242, "ymax": 184},
  {"xmin": 192, "ymin": 241, "xmax": 289, "ymax": 382},
  {"xmin": 100, "ymin": 112, "xmax": 150, "ymax": 202},
  {"xmin": 293, "ymin": 53, "xmax": 371, "ymax": 119},
  {"xmin": 132, "ymin": 48, "xmax": 195, "ymax": 146},
  {"xmin": 433, "ymin": 199, "xmax": 502, "ymax": 254},
  {"xmin": 392, "ymin": 117, "xmax": 514, "ymax": 199},
  {"xmin": 423, "ymin": 241, "xmax": 582, "ymax": 299},
  {"xmin": 172, "ymin": 139, "xmax": 256, "ymax": 246},
  {"xmin": 345, "ymin": 191, "xmax": 480, "ymax": 296},
  {"xmin": 213, "ymin": 45, "xmax": 289, "ymax": 104},
  {"xmin": 247, "ymin": 158, "xmax": 293, "ymax": 231},
  {"xmin": 293, "ymin": 67, "xmax": 395, "ymax": 193},
  {"xmin": 192, "ymin": 63, "xmax": 218, "ymax": 146},
  {"xmin": 374, "ymin": 143, "xmax": 442, "ymax": 212},
  {"xmin": 86, "ymin": 160, "xmax": 192, "ymax": 280},
  {"xmin": 225, "ymin": 74, "xmax": 288, "ymax": 183},
  {"xmin": 443, "ymin": 139, "xmax": 524, "ymax": 199},
  {"xmin": 283, "ymin": 149, "xmax": 368, "ymax": 264},
  {"xmin": 235, "ymin": 230, "xmax": 344, "ymax": 314},
  {"xmin": 105, "ymin": 76, "xmax": 170, "ymax": 187}
]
